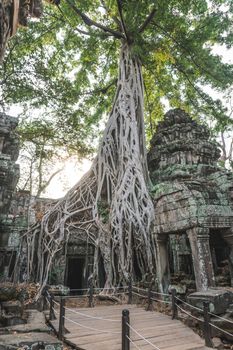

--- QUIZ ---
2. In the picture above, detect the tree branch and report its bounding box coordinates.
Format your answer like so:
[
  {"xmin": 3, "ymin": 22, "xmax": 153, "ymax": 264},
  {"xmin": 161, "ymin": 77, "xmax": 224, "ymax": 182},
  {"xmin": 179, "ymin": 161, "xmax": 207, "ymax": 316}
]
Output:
[
  {"xmin": 172, "ymin": 61, "xmax": 223, "ymax": 117},
  {"xmin": 116, "ymin": 0, "xmax": 130, "ymax": 43},
  {"xmin": 229, "ymin": 138, "xmax": 233, "ymax": 162},
  {"xmin": 65, "ymin": 0, "xmax": 124, "ymax": 39},
  {"xmin": 54, "ymin": 5, "xmax": 91, "ymax": 36},
  {"xmin": 100, "ymin": 0, "xmax": 121, "ymax": 28},
  {"xmin": 152, "ymin": 21, "xmax": 226, "ymax": 86},
  {"xmin": 139, "ymin": 8, "xmax": 156, "ymax": 33},
  {"xmin": 36, "ymin": 167, "xmax": 64, "ymax": 198},
  {"xmin": 220, "ymin": 131, "xmax": 227, "ymax": 161}
]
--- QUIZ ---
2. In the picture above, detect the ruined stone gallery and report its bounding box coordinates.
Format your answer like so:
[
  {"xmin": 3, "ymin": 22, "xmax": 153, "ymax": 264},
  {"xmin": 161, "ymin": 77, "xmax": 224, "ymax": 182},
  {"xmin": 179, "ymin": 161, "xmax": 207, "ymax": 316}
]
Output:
[{"xmin": 1, "ymin": 109, "xmax": 233, "ymax": 296}]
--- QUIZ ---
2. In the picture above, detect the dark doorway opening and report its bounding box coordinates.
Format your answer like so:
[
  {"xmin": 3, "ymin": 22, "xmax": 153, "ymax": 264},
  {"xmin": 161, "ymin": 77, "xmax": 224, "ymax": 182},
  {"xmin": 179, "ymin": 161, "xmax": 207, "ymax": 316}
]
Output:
[
  {"xmin": 210, "ymin": 231, "xmax": 230, "ymax": 268},
  {"xmin": 66, "ymin": 257, "xmax": 85, "ymax": 293}
]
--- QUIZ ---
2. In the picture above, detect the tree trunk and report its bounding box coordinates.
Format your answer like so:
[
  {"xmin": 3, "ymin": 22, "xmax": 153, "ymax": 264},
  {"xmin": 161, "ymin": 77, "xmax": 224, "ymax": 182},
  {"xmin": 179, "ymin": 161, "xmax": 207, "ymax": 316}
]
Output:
[{"xmin": 17, "ymin": 43, "xmax": 156, "ymax": 295}]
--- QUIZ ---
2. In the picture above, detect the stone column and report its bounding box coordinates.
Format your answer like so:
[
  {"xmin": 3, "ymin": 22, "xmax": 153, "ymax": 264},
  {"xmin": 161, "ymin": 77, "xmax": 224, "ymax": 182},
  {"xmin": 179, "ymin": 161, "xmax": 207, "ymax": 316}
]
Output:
[
  {"xmin": 187, "ymin": 227, "xmax": 215, "ymax": 291},
  {"xmin": 155, "ymin": 234, "xmax": 170, "ymax": 293}
]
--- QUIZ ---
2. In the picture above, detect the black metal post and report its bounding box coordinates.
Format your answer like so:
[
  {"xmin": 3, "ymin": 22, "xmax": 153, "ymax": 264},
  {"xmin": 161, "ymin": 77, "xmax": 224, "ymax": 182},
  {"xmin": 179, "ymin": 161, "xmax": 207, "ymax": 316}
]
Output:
[
  {"xmin": 58, "ymin": 297, "xmax": 65, "ymax": 340},
  {"xmin": 203, "ymin": 301, "xmax": 213, "ymax": 348},
  {"xmin": 147, "ymin": 284, "xmax": 152, "ymax": 311},
  {"xmin": 122, "ymin": 309, "xmax": 130, "ymax": 350},
  {"xmin": 171, "ymin": 289, "xmax": 178, "ymax": 320},
  {"xmin": 128, "ymin": 277, "xmax": 132, "ymax": 305},
  {"xmin": 88, "ymin": 277, "xmax": 94, "ymax": 308},
  {"xmin": 49, "ymin": 293, "xmax": 55, "ymax": 320}
]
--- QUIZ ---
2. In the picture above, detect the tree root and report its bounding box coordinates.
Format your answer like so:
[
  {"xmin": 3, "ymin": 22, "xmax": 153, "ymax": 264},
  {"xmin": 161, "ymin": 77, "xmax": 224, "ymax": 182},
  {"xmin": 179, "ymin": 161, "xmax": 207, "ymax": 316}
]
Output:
[{"xmin": 15, "ymin": 43, "xmax": 156, "ymax": 298}]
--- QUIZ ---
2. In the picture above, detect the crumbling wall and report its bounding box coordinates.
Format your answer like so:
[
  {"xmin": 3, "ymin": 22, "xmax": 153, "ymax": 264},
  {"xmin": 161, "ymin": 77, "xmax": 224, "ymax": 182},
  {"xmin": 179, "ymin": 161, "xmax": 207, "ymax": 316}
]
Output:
[{"xmin": 148, "ymin": 109, "xmax": 233, "ymax": 292}]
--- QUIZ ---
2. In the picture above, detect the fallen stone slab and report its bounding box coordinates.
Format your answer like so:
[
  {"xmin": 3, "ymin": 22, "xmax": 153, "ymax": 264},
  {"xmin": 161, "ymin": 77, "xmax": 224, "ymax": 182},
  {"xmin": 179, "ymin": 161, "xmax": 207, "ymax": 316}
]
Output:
[
  {"xmin": 4, "ymin": 310, "xmax": 49, "ymax": 333},
  {"xmin": 188, "ymin": 288, "xmax": 233, "ymax": 315},
  {"xmin": 0, "ymin": 332, "xmax": 62, "ymax": 350}
]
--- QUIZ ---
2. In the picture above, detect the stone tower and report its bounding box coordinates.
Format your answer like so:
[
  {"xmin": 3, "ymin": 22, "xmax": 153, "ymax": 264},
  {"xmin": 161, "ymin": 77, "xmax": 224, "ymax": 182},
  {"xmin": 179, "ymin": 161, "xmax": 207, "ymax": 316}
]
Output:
[{"xmin": 148, "ymin": 109, "xmax": 233, "ymax": 292}]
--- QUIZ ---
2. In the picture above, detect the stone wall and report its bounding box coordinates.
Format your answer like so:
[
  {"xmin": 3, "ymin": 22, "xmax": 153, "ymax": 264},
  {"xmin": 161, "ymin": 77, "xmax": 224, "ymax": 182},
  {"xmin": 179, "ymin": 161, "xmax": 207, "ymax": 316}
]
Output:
[
  {"xmin": 0, "ymin": 190, "xmax": 54, "ymax": 280},
  {"xmin": 0, "ymin": 116, "xmax": 53, "ymax": 279},
  {"xmin": 0, "ymin": 113, "xmax": 20, "ymax": 279},
  {"xmin": 0, "ymin": 113, "xmax": 19, "ymax": 218},
  {"xmin": 148, "ymin": 109, "xmax": 233, "ymax": 292}
]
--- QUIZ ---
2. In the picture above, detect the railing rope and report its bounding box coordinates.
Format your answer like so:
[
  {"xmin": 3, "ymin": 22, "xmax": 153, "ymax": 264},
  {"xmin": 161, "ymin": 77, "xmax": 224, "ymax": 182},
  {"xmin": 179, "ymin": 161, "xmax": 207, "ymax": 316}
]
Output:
[
  {"xmin": 64, "ymin": 305, "xmax": 119, "ymax": 322},
  {"xmin": 64, "ymin": 315, "xmax": 121, "ymax": 334},
  {"xmin": 122, "ymin": 309, "xmax": 130, "ymax": 350},
  {"xmin": 127, "ymin": 323, "xmax": 161, "ymax": 350},
  {"xmin": 174, "ymin": 293, "xmax": 233, "ymax": 346},
  {"xmin": 46, "ymin": 281, "xmax": 233, "ymax": 348}
]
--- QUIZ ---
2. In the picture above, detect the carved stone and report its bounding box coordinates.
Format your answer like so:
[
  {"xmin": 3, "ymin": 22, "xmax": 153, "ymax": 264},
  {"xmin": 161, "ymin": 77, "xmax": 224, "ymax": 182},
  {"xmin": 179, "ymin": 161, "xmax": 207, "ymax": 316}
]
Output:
[
  {"xmin": 0, "ymin": 114, "xmax": 19, "ymax": 217},
  {"xmin": 0, "ymin": 113, "xmax": 20, "ymax": 280},
  {"xmin": 148, "ymin": 109, "xmax": 233, "ymax": 292}
]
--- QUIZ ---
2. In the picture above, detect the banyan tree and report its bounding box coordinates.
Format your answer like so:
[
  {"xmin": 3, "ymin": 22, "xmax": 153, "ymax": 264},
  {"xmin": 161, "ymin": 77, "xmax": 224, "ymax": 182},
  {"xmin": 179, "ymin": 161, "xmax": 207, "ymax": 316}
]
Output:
[{"xmin": 2, "ymin": 0, "xmax": 233, "ymax": 294}]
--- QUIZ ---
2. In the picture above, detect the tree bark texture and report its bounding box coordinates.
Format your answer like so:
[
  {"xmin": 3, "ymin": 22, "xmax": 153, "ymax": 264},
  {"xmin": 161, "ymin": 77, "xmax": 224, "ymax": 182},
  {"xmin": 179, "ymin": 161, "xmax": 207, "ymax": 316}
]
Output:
[{"xmin": 16, "ymin": 44, "xmax": 156, "ymax": 296}]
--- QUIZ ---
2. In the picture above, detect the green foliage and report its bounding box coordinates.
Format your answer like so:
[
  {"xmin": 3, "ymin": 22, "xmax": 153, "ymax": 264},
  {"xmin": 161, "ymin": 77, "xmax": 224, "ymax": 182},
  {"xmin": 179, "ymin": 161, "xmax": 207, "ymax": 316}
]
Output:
[
  {"xmin": 1, "ymin": 0, "xmax": 233, "ymax": 147},
  {"xmin": 97, "ymin": 200, "xmax": 110, "ymax": 223}
]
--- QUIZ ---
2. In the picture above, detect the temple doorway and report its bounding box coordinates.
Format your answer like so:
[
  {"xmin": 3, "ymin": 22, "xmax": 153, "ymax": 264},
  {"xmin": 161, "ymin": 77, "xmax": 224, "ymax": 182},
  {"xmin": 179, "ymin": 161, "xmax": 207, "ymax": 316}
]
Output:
[{"xmin": 66, "ymin": 257, "xmax": 85, "ymax": 292}]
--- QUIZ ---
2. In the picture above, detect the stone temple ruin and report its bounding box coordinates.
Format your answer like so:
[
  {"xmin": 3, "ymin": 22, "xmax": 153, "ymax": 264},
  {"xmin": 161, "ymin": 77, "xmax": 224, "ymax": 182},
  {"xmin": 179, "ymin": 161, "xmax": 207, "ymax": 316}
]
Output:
[
  {"xmin": 148, "ymin": 109, "xmax": 233, "ymax": 293},
  {"xmin": 1, "ymin": 109, "xmax": 233, "ymax": 297},
  {"xmin": 0, "ymin": 113, "xmax": 53, "ymax": 281},
  {"xmin": 0, "ymin": 113, "xmax": 20, "ymax": 279}
]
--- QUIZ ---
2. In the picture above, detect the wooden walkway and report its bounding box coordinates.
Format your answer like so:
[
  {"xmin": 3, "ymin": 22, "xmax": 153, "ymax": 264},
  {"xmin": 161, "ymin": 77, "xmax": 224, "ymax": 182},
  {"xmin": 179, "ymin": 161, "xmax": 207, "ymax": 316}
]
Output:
[{"xmin": 50, "ymin": 304, "xmax": 211, "ymax": 350}]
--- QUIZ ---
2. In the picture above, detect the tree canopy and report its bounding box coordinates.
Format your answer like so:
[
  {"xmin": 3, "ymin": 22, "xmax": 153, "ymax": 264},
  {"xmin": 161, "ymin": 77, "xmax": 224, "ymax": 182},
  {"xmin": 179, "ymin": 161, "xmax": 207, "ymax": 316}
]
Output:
[{"xmin": 1, "ymin": 0, "xmax": 233, "ymax": 140}]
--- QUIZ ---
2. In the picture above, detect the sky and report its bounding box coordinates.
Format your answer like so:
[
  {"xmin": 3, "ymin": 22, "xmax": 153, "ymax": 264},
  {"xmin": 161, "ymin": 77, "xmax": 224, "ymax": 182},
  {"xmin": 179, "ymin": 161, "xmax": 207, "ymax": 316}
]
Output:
[{"xmin": 45, "ymin": 157, "xmax": 92, "ymax": 199}]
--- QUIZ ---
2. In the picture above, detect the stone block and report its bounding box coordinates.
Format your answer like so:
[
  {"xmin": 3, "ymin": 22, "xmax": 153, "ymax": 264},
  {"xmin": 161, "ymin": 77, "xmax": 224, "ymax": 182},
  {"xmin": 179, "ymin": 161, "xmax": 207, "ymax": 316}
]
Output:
[
  {"xmin": 47, "ymin": 284, "xmax": 70, "ymax": 296},
  {"xmin": 168, "ymin": 284, "xmax": 187, "ymax": 295},
  {"xmin": 0, "ymin": 332, "xmax": 62, "ymax": 350},
  {"xmin": 1, "ymin": 300, "xmax": 22, "ymax": 315},
  {"xmin": 188, "ymin": 288, "xmax": 233, "ymax": 315}
]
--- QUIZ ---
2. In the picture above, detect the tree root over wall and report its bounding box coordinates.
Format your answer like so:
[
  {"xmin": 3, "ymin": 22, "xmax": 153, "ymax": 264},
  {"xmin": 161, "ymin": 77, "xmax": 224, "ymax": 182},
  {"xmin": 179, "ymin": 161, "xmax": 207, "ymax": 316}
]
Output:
[{"xmin": 15, "ymin": 44, "xmax": 156, "ymax": 297}]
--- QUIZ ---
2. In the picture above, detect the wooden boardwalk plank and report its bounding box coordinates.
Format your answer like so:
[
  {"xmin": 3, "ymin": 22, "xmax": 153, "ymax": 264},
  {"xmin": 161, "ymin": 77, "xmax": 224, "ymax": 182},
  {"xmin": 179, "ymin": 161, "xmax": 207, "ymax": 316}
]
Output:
[{"xmin": 50, "ymin": 304, "xmax": 211, "ymax": 350}]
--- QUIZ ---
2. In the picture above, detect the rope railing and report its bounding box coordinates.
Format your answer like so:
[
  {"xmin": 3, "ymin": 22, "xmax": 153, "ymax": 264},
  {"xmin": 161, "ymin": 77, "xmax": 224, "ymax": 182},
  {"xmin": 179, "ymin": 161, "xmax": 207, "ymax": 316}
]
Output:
[
  {"xmin": 174, "ymin": 294, "xmax": 233, "ymax": 326},
  {"xmin": 132, "ymin": 285, "xmax": 171, "ymax": 309},
  {"xmin": 176, "ymin": 304, "xmax": 203, "ymax": 323},
  {"xmin": 69, "ymin": 288, "xmax": 89, "ymax": 292},
  {"xmin": 132, "ymin": 286, "xmax": 170, "ymax": 298},
  {"xmin": 127, "ymin": 322, "xmax": 161, "ymax": 350},
  {"xmin": 151, "ymin": 297, "xmax": 171, "ymax": 304},
  {"xmin": 175, "ymin": 296, "xmax": 203, "ymax": 313},
  {"xmin": 209, "ymin": 322, "xmax": 233, "ymax": 338},
  {"xmin": 208, "ymin": 311, "xmax": 233, "ymax": 325},
  {"xmin": 126, "ymin": 335, "xmax": 141, "ymax": 350},
  {"xmin": 172, "ymin": 291, "xmax": 233, "ymax": 347},
  {"xmin": 64, "ymin": 305, "xmax": 119, "ymax": 322},
  {"xmin": 94, "ymin": 286, "xmax": 128, "ymax": 291},
  {"xmin": 151, "ymin": 290, "xmax": 171, "ymax": 297},
  {"xmin": 45, "ymin": 280, "xmax": 174, "ymax": 350},
  {"xmin": 132, "ymin": 291, "xmax": 147, "ymax": 299},
  {"xmin": 52, "ymin": 307, "xmax": 59, "ymax": 316},
  {"xmin": 45, "ymin": 281, "xmax": 233, "ymax": 349},
  {"xmin": 53, "ymin": 299, "xmax": 60, "ymax": 307},
  {"xmin": 63, "ymin": 315, "xmax": 121, "ymax": 334}
]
